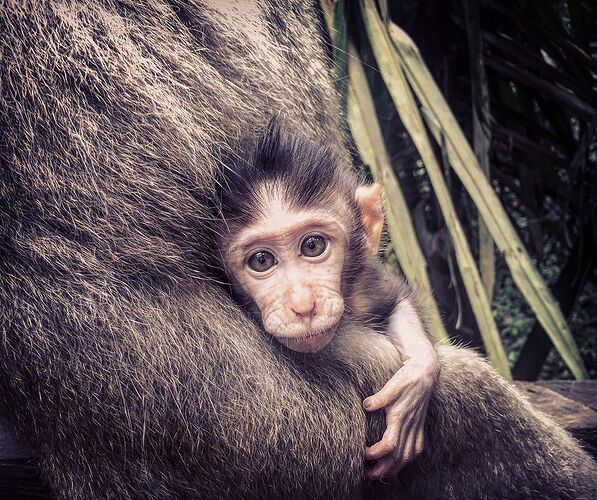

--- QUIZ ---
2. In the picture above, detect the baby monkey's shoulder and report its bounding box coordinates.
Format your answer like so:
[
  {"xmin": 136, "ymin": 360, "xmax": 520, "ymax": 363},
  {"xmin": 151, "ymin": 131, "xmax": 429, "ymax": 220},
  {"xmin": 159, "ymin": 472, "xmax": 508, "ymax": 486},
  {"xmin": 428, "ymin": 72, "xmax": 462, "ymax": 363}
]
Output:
[{"xmin": 347, "ymin": 257, "xmax": 412, "ymax": 327}]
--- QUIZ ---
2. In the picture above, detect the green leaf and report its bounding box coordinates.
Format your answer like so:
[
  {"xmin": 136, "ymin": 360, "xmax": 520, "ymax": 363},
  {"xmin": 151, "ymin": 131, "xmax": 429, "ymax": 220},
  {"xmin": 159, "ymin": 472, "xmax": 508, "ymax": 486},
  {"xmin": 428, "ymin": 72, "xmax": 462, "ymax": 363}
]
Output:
[
  {"xmin": 387, "ymin": 20, "xmax": 588, "ymax": 379},
  {"xmin": 347, "ymin": 45, "xmax": 450, "ymax": 343},
  {"xmin": 463, "ymin": 0, "xmax": 495, "ymax": 301},
  {"xmin": 359, "ymin": 0, "xmax": 511, "ymax": 377}
]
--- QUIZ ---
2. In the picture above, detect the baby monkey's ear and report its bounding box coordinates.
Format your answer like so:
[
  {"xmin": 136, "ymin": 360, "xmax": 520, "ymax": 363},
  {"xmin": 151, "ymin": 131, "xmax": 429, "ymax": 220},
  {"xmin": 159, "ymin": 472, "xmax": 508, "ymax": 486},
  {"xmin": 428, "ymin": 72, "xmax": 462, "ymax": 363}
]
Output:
[{"xmin": 355, "ymin": 183, "xmax": 384, "ymax": 255}]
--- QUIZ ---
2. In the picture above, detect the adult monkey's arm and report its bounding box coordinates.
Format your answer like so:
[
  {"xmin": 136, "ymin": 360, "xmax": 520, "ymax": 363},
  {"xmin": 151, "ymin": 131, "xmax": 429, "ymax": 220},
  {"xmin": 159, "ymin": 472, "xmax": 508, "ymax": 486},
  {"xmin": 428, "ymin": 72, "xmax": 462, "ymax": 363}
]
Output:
[{"xmin": 0, "ymin": 2, "xmax": 371, "ymax": 498}]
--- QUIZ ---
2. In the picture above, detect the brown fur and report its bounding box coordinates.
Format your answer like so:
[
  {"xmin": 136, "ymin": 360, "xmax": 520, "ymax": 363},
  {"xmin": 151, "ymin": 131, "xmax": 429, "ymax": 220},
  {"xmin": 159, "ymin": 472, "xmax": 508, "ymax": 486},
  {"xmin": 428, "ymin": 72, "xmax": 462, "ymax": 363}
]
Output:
[
  {"xmin": 0, "ymin": 1, "xmax": 595, "ymax": 499},
  {"xmin": 348, "ymin": 256, "xmax": 419, "ymax": 329}
]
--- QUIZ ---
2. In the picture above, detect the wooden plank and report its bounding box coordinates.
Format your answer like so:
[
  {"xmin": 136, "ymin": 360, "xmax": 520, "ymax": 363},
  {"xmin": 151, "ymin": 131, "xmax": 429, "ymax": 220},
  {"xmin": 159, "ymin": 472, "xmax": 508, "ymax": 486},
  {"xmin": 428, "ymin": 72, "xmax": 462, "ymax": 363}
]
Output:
[
  {"xmin": 514, "ymin": 381, "xmax": 597, "ymax": 458},
  {"xmin": 513, "ymin": 382, "xmax": 597, "ymax": 430},
  {"xmin": 535, "ymin": 380, "xmax": 597, "ymax": 411}
]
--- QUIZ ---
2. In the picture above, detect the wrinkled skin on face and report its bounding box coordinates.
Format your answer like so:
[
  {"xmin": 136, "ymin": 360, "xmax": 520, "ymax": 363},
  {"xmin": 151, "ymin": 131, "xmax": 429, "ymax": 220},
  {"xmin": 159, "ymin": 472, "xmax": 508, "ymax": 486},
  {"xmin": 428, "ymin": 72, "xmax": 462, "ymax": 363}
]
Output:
[{"xmin": 225, "ymin": 196, "xmax": 349, "ymax": 352}]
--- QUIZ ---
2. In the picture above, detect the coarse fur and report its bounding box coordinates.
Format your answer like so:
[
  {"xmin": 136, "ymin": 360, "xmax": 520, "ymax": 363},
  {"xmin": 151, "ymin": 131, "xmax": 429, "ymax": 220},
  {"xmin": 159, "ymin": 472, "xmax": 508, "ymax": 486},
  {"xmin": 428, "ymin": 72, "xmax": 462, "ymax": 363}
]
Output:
[
  {"xmin": 365, "ymin": 345, "xmax": 597, "ymax": 500},
  {"xmin": 0, "ymin": 2, "xmax": 595, "ymax": 500}
]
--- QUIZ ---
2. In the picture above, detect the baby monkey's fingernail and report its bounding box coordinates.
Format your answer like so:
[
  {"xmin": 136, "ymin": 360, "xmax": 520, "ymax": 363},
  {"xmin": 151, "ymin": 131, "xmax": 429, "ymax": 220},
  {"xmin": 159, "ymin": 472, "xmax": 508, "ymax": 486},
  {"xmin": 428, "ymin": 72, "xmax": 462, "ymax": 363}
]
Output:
[{"xmin": 363, "ymin": 399, "xmax": 373, "ymax": 410}]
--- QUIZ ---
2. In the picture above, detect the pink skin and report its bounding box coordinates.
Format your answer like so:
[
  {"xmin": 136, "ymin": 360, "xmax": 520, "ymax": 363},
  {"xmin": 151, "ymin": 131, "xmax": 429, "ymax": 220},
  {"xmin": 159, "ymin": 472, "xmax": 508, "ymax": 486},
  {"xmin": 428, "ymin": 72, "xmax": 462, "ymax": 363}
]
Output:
[
  {"xmin": 224, "ymin": 190, "xmax": 439, "ymax": 478},
  {"xmin": 225, "ymin": 198, "xmax": 348, "ymax": 352}
]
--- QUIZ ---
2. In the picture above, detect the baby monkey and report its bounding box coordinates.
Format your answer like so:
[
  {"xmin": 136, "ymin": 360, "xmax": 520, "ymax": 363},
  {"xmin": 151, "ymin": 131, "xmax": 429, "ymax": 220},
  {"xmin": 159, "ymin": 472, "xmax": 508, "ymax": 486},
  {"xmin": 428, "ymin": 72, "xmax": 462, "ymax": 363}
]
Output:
[{"xmin": 215, "ymin": 120, "xmax": 440, "ymax": 479}]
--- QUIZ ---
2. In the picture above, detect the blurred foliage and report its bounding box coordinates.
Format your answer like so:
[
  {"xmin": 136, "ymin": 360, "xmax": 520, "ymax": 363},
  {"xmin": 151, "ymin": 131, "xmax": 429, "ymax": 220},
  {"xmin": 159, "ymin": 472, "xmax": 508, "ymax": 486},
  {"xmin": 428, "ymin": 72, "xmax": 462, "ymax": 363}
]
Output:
[
  {"xmin": 496, "ymin": 245, "xmax": 597, "ymax": 380},
  {"xmin": 321, "ymin": 0, "xmax": 596, "ymax": 380}
]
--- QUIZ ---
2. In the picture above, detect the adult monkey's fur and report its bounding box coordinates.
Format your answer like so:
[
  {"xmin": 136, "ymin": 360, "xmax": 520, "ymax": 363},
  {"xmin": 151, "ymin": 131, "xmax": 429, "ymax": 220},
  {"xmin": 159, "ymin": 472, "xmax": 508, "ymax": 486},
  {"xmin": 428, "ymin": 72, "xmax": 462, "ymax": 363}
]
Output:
[{"xmin": 0, "ymin": 1, "xmax": 594, "ymax": 499}]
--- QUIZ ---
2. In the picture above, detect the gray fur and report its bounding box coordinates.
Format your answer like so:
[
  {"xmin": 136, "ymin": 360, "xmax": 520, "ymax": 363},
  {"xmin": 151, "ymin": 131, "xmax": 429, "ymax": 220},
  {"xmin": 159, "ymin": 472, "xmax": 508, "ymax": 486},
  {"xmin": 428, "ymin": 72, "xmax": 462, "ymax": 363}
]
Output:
[{"xmin": 0, "ymin": 1, "xmax": 594, "ymax": 499}]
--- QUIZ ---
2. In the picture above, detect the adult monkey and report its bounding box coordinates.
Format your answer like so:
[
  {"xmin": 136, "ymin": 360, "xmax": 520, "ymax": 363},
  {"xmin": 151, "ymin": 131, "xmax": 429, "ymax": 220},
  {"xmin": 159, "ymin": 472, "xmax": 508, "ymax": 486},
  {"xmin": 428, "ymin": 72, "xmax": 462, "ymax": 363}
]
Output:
[{"xmin": 0, "ymin": 1, "xmax": 594, "ymax": 499}]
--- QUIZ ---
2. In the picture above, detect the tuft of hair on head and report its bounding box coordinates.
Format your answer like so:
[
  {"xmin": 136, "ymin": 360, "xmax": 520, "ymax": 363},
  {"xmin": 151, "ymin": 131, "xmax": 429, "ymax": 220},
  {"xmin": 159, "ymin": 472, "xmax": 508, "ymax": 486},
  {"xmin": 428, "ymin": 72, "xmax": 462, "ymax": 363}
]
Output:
[
  {"xmin": 212, "ymin": 116, "xmax": 370, "ymax": 298},
  {"xmin": 216, "ymin": 116, "xmax": 359, "ymax": 233}
]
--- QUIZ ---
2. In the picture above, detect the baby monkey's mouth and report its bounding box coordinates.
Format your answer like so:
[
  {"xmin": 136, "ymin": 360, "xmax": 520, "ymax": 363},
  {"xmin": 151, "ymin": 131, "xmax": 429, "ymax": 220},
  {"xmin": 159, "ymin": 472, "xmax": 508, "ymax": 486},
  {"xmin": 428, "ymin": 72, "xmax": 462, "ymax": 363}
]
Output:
[{"xmin": 277, "ymin": 325, "xmax": 339, "ymax": 353}]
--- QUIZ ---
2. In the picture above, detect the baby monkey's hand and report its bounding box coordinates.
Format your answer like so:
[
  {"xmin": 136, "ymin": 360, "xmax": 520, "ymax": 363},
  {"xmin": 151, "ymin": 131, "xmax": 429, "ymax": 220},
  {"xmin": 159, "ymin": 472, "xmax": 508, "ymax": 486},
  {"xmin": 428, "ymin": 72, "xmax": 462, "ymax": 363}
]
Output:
[{"xmin": 363, "ymin": 354, "xmax": 439, "ymax": 479}]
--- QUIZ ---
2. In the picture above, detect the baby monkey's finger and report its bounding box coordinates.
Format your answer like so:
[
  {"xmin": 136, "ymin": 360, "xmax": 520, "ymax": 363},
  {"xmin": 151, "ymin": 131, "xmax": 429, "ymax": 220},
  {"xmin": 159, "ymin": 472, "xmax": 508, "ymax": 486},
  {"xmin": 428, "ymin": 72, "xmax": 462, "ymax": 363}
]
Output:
[
  {"xmin": 399, "ymin": 434, "xmax": 420, "ymax": 466},
  {"xmin": 364, "ymin": 430, "xmax": 399, "ymax": 460},
  {"xmin": 366, "ymin": 410, "xmax": 419, "ymax": 461},
  {"xmin": 390, "ymin": 438, "xmax": 419, "ymax": 475},
  {"xmin": 363, "ymin": 372, "xmax": 408, "ymax": 412},
  {"xmin": 414, "ymin": 428, "xmax": 425, "ymax": 456},
  {"xmin": 384, "ymin": 441, "xmax": 419, "ymax": 478},
  {"xmin": 366, "ymin": 438, "xmax": 411, "ymax": 480},
  {"xmin": 385, "ymin": 460, "xmax": 406, "ymax": 478}
]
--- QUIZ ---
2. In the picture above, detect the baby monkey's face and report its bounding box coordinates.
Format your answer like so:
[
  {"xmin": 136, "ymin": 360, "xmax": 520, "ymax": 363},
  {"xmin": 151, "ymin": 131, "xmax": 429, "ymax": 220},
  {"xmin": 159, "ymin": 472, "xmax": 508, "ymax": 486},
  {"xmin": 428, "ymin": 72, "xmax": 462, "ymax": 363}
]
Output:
[{"xmin": 225, "ymin": 203, "xmax": 348, "ymax": 353}]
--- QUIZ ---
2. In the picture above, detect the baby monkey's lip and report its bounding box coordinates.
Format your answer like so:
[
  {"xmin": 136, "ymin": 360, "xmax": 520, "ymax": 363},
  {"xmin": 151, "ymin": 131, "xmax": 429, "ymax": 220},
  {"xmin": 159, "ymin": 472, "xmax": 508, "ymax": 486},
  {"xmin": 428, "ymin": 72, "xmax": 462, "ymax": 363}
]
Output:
[
  {"xmin": 303, "ymin": 329, "xmax": 333, "ymax": 339},
  {"xmin": 278, "ymin": 326, "xmax": 338, "ymax": 353}
]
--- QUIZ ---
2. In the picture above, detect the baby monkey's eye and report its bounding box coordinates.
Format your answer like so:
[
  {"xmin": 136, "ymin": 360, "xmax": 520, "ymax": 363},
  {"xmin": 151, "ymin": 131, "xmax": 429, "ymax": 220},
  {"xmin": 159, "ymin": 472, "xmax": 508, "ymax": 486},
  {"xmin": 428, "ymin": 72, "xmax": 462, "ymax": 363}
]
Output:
[
  {"xmin": 247, "ymin": 251, "xmax": 277, "ymax": 273},
  {"xmin": 300, "ymin": 235, "xmax": 328, "ymax": 258}
]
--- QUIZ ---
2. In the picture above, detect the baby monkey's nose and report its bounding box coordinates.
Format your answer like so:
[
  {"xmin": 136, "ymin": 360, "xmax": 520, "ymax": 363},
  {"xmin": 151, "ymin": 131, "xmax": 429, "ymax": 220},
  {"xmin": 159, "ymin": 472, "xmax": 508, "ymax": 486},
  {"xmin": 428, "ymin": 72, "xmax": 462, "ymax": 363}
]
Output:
[
  {"xmin": 291, "ymin": 302, "xmax": 316, "ymax": 318},
  {"xmin": 289, "ymin": 288, "xmax": 316, "ymax": 318}
]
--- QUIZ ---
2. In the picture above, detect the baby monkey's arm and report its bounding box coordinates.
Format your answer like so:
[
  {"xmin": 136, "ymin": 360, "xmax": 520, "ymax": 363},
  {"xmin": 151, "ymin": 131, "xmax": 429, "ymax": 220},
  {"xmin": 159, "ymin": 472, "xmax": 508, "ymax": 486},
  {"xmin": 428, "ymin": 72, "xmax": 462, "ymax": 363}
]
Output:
[
  {"xmin": 351, "ymin": 260, "xmax": 439, "ymax": 479},
  {"xmin": 355, "ymin": 185, "xmax": 440, "ymax": 479}
]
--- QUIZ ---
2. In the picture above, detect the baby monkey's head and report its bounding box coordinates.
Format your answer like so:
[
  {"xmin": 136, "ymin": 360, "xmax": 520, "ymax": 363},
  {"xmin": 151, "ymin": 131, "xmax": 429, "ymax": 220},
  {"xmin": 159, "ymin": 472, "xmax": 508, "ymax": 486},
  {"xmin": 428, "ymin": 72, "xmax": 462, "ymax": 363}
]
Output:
[{"xmin": 215, "ymin": 119, "xmax": 383, "ymax": 352}]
